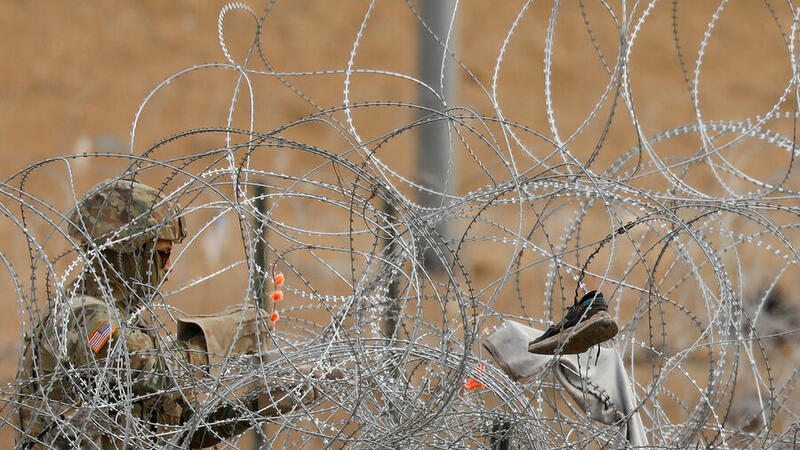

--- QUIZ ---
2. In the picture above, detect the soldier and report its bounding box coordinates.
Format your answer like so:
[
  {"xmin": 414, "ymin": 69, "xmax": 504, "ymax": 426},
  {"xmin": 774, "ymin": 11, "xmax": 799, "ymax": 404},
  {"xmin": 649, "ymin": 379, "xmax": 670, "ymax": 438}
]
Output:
[{"xmin": 15, "ymin": 178, "xmax": 328, "ymax": 448}]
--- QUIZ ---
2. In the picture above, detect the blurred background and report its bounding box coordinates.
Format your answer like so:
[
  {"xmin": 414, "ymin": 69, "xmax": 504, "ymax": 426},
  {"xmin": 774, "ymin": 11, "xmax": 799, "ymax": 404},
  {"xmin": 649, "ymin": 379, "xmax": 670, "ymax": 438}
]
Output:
[{"xmin": 2, "ymin": 0, "xmax": 799, "ymax": 446}]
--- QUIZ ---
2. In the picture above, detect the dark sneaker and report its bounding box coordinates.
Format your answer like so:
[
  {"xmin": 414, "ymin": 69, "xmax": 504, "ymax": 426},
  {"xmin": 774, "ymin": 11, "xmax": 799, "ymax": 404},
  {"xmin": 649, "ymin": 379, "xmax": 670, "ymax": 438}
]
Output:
[{"xmin": 528, "ymin": 291, "xmax": 618, "ymax": 355}]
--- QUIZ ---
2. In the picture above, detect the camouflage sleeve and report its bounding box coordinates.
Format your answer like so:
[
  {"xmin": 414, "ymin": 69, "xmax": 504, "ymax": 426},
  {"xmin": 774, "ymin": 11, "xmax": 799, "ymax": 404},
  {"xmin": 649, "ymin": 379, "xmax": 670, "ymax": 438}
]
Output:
[
  {"xmin": 124, "ymin": 329, "xmax": 185, "ymax": 427},
  {"xmin": 44, "ymin": 301, "xmax": 163, "ymax": 392},
  {"xmin": 184, "ymin": 376, "xmax": 315, "ymax": 449},
  {"xmin": 172, "ymin": 335, "xmax": 262, "ymax": 447},
  {"xmin": 39, "ymin": 298, "xmax": 188, "ymax": 429},
  {"xmin": 171, "ymin": 334, "xmax": 322, "ymax": 448},
  {"xmin": 39, "ymin": 297, "xmax": 119, "ymax": 370}
]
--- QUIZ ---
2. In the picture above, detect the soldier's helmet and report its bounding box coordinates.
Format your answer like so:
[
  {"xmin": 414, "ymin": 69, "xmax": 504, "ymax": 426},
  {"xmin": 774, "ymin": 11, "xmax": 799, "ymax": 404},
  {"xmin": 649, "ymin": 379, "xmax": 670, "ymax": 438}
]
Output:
[{"xmin": 67, "ymin": 179, "xmax": 186, "ymax": 252}]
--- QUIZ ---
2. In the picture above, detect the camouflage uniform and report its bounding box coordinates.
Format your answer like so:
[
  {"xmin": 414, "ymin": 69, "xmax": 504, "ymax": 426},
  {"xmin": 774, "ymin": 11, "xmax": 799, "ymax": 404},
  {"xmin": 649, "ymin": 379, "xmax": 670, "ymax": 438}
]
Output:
[{"xmin": 15, "ymin": 179, "xmax": 302, "ymax": 448}]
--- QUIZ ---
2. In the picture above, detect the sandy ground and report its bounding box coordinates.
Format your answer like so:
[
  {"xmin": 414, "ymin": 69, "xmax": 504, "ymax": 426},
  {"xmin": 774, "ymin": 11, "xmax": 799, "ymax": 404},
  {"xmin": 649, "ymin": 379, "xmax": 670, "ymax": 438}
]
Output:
[{"xmin": 1, "ymin": 1, "xmax": 798, "ymax": 446}]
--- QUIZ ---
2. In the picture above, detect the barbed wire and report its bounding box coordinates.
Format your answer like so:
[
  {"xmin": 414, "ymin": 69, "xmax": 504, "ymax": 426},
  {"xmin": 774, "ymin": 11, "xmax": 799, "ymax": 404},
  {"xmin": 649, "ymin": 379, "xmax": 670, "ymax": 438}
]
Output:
[{"xmin": 3, "ymin": 1, "xmax": 800, "ymax": 448}]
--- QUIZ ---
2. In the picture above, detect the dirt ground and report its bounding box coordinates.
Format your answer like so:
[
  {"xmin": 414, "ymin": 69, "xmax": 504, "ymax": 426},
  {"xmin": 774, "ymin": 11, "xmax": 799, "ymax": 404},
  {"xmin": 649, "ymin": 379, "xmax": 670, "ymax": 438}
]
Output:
[{"xmin": 1, "ymin": 1, "xmax": 798, "ymax": 446}]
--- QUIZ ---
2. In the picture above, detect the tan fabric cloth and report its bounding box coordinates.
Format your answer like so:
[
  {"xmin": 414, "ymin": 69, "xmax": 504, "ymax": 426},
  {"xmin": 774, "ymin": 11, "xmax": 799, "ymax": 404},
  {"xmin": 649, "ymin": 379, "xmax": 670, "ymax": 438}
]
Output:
[
  {"xmin": 177, "ymin": 303, "xmax": 273, "ymax": 377},
  {"xmin": 483, "ymin": 320, "xmax": 648, "ymax": 448}
]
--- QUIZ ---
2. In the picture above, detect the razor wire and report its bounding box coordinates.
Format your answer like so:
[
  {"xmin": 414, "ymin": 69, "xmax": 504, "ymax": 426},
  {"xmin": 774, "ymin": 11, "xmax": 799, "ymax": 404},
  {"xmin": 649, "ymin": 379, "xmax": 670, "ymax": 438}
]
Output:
[{"xmin": 2, "ymin": 1, "xmax": 800, "ymax": 448}]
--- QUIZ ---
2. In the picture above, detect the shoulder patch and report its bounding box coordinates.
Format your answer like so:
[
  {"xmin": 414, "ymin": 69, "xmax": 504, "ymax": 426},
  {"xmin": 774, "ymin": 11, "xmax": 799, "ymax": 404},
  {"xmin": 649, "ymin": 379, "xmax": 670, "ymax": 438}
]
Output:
[{"xmin": 88, "ymin": 319, "xmax": 119, "ymax": 354}]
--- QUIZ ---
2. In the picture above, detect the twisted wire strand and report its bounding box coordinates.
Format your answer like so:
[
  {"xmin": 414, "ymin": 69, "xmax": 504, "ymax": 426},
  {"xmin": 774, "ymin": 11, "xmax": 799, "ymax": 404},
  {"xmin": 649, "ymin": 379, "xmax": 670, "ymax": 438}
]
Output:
[{"xmin": 3, "ymin": 1, "xmax": 800, "ymax": 448}]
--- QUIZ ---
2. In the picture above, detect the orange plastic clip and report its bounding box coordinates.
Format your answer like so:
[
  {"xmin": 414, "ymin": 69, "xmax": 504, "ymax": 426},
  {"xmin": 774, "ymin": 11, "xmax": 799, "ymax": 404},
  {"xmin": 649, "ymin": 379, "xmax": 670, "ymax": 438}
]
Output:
[
  {"xmin": 463, "ymin": 364, "xmax": 486, "ymax": 391},
  {"xmin": 463, "ymin": 378, "xmax": 486, "ymax": 390}
]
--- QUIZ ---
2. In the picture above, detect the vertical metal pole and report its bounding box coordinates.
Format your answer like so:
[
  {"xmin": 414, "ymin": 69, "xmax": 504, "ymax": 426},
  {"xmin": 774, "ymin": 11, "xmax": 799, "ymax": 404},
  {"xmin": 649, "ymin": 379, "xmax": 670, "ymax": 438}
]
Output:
[
  {"xmin": 253, "ymin": 183, "xmax": 269, "ymax": 448},
  {"xmin": 378, "ymin": 196, "xmax": 403, "ymax": 428},
  {"xmin": 253, "ymin": 184, "xmax": 269, "ymax": 310},
  {"xmin": 417, "ymin": 0, "xmax": 458, "ymax": 272},
  {"xmin": 379, "ymin": 198, "xmax": 400, "ymax": 341}
]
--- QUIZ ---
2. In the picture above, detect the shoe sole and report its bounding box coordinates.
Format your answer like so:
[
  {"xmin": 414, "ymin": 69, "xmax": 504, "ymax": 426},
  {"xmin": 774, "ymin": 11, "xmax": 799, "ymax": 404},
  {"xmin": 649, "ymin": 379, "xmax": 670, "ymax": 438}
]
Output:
[{"xmin": 528, "ymin": 315, "xmax": 618, "ymax": 355}]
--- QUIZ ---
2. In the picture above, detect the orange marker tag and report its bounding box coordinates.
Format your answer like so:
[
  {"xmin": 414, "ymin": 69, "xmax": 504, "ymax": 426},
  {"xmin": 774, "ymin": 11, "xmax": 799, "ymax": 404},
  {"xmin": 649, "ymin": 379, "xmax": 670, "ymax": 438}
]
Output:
[
  {"xmin": 463, "ymin": 378, "xmax": 486, "ymax": 390},
  {"xmin": 463, "ymin": 364, "xmax": 486, "ymax": 390}
]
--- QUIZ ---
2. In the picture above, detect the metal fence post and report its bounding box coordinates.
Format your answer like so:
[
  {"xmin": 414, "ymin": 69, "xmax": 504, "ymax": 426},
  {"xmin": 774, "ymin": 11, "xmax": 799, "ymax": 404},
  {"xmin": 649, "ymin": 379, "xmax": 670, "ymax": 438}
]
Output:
[
  {"xmin": 253, "ymin": 183, "xmax": 269, "ymax": 448},
  {"xmin": 417, "ymin": 0, "xmax": 458, "ymax": 273}
]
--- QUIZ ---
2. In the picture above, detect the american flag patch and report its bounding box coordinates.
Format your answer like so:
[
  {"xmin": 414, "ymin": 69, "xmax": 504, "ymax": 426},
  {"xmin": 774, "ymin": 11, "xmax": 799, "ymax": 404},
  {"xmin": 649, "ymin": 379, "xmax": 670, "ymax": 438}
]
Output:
[{"xmin": 88, "ymin": 319, "xmax": 118, "ymax": 354}]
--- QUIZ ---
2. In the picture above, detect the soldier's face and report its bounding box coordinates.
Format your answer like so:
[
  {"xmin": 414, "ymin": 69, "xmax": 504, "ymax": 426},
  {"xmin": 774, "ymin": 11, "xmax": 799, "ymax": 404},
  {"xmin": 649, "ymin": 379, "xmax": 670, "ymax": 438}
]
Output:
[{"xmin": 156, "ymin": 239, "xmax": 174, "ymax": 273}]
